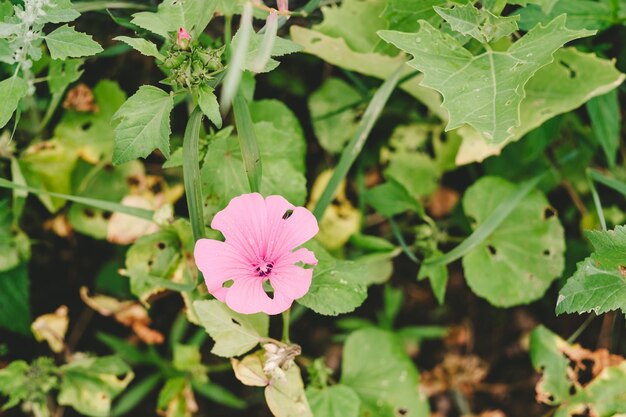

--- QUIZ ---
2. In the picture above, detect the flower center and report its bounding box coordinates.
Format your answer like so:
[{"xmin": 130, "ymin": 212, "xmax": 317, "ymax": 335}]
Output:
[{"xmin": 255, "ymin": 260, "xmax": 274, "ymax": 277}]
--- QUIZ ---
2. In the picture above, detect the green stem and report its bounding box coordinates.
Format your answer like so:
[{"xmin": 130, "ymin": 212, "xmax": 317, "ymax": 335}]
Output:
[
  {"xmin": 312, "ymin": 65, "xmax": 404, "ymax": 220},
  {"xmin": 587, "ymin": 172, "xmax": 607, "ymax": 231},
  {"xmin": 282, "ymin": 309, "xmax": 291, "ymax": 343},
  {"xmin": 567, "ymin": 314, "xmax": 595, "ymax": 343},
  {"xmin": 182, "ymin": 107, "xmax": 206, "ymax": 242},
  {"xmin": 73, "ymin": 1, "xmax": 150, "ymax": 12}
]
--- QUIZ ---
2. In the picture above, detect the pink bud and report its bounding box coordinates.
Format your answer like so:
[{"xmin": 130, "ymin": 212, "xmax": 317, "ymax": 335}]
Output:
[
  {"xmin": 277, "ymin": 0, "xmax": 288, "ymax": 12},
  {"xmin": 178, "ymin": 27, "xmax": 191, "ymax": 42}
]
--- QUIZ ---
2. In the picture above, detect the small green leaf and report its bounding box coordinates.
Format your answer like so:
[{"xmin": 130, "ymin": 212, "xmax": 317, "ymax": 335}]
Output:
[
  {"xmin": 131, "ymin": 0, "xmax": 217, "ymax": 38},
  {"xmin": 556, "ymin": 225, "xmax": 626, "ymax": 316},
  {"xmin": 0, "ymin": 264, "xmax": 31, "ymax": 335},
  {"xmin": 0, "ymin": 199, "xmax": 30, "ymax": 272},
  {"xmin": 112, "ymin": 86, "xmax": 173, "ymax": 164},
  {"xmin": 461, "ymin": 176, "xmax": 565, "ymax": 307},
  {"xmin": 0, "ymin": 76, "xmax": 28, "ymax": 129},
  {"xmin": 193, "ymin": 300, "xmax": 269, "ymax": 357},
  {"xmin": 306, "ymin": 385, "xmax": 361, "ymax": 417},
  {"xmin": 297, "ymin": 240, "xmax": 368, "ymax": 316},
  {"xmin": 196, "ymin": 85, "xmax": 222, "ymax": 128},
  {"xmin": 48, "ymin": 59, "xmax": 84, "ymax": 95},
  {"xmin": 114, "ymin": 36, "xmax": 165, "ymax": 60},
  {"xmin": 529, "ymin": 325, "xmax": 571, "ymax": 404},
  {"xmin": 45, "ymin": 25, "xmax": 103, "ymax": 59},
  {"xmin": 384, "ymin": 151, "xmax": 440, "ymax": 200},
  {"xmin": 418, "ymin": 250, "xmax": 448, "ymax": 304},
  {"xmin": 587, "ymin": 89, "xmax": 620, "ymax": 169},
  {"xmin": 58, "ymin": 356, "xmax": 134, "ymax": 417},
  {"xmin": 434, "ymin": 2, "xmax": 519, "ymax": 43},
  {"xmin": 364, "ymin": 180, "xmax": 424, "ymax": 217},
  {"xmin": 308, "ymin": 78, "xmax": 361, "ymax": 154},
  {"xmin": 378, "ymin": 15, "xmax": 594, "ymax": 143},
  {"xmin": 340, "ymin": 328, "xmax": 430, "ymax": 417},
  {"xmin": 173, "ymin": 344, "xmax": 208, "ymax": 382}
]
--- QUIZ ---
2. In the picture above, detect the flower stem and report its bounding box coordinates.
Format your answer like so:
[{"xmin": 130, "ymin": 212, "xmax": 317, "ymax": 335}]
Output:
[
  {"xmin": 282, "ymin": 309, "xmax": 291, "ymax": 343},
  {"xmin": 182, "ymin": 107, "xmax": 206, "ymax": 242}
]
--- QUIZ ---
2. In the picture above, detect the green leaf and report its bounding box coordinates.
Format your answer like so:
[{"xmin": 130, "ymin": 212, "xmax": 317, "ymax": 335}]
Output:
[
  {"xmin": 456, "ymin": 48, "xmax": 625, "ymax": 165},
  {"xmin": 113, "ymin": 36, "xmax": 165, "ymax": 60},
  {"xmin": 340, "ymin": 328, "xmax": 430, "ymax": 417},
  {"xmin": 0, "ymin": 264, "xmax": 31, "ymax": 335},
  {"xmin": 587, "ymin": 89, "xmax": 620, "ymax": 169},
  {"xmin": 191, "ymin": 381, "xmax": 246, "ymax": 409},
  {"xmin": 434, "ymin": 2, "xmax": 519, "ymax": 43},
  {"xmin": 308, "ymin": 78, "xmax": 361, "ymax": 154},
  {"xmin": 529, "ymin": 325, "xmax": 571, "ymax": 404},
  {"xmin": 0, "ymin": 358, "xmax": 58, "ymax": 413},
  {"xmin": 131, "ymin": 0, "xmax": 217, "ymax": 38},
  {"xmin": 0, "ymin": 76, "xmax": 28, "ymax": 129},
  {"xmin": 196, "ymin": 85, "xmax": 221, "ymax": 128},
  {"xmin": 290, "ymin": 27, "xmax": 445, "ymax": 120},
  {"xmin": 48, "ymin": 59, "xmax": 84, "ymax": 95},
  {"xmin": 112, "ymin": 86, "xmax": 173, "ymax": 164},
  {"xmin": 378, "ymin": 15, "xmax": 594, "ymax": 143},
  {"xmin": 364, "ymin": 180, "xmax": 424, "ymax": 217},
  {"xmin": 518, "ymin": 0, "xmax": 614, "ymax": 31},
  {"xmin": 58, "ymin": 356, "xmax": 134, "ymax": 417},
  {"xmin": 0, "ymin": 199, "xmax": 30, "ymax": 272},
  {"xmin": 173, "ymin": 344, "xmax": 208, "ymax": 382},
  {"xmin": 461, "ymin": 176, "xmax": 565, "ymax": 307},
  {"xmin": 384, "ymin": 151, "xmax": 440, "ymax": 200},
  {"xmin": 297, "ymin": 240, "xmax": 367, "ymax": 316},
  {"xmin": 111, "ymin": 373, "xmax": 162, "ymax": 417},
  {"xmin": 382, "ymin": 0, "xmax": 462, "ymax": 33},
  {"xmin": 306, "ymin": 385, "xmax": 361, "ymax": 417},
  {"xmin": 193, "ymin": 300, "xmax": 269, "ymax": 357},
  {"xmin": 418, "ymin": 250, "xmax": 448, "ymax": 304},
  {"xmin": 45, "ymin": 25, "xmax": 103, "ymax": 59},
  {"xmin": 556, "ymin": 225, "xmax": 626, "ymax": 316},
  {"xmin": 39, "ymin": 0, "xmax": 80, "ymax": 24}
]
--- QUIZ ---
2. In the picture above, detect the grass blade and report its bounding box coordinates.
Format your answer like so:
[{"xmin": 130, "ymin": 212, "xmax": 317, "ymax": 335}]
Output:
[
  {"xmin": 424, "ymin": 174, "xmax": 545, "ymax": 268},
  {"xmin": 312, "ymin": 65, "xmax": 404, "ymax": 220},
  {"xmin": 233, "ymin": 90, "xmax": 262, "ymax": 193},
  {"xmin": 183, "ymin": 107, "xmax": 206, "ymax": 242},
  {"xmin": 0, "ymin": 177, "xmax": 154, "ymax": 220},
  {"xmin": 111, "ymin": 373, "xmax": 162, "ymax": 417},
  {"xmin": 587, "ymin": 172, "xmax": 607, "ymax": 231},
  {"xmin": 588, "ymin": 169, "xmax": 626, "ymax": 197}
]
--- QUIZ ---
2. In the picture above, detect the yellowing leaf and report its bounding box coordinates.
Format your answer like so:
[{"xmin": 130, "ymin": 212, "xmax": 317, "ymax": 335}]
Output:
[{"xmin": 31, "ymin": 305, "xmax": 69, "ymax": 353}]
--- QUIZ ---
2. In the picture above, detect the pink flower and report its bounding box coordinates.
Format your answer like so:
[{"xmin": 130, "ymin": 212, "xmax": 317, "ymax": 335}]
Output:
[
  {"xmin": 277, "ymin": 0, "xmax": 288, "ymax": 13},
  {"xmin": 194, "ymin": 193, "xmax": 319, "ymax": 315},
  {"xmin": 178, "ymin": 27, "xmax": 191, "ymax": 42}
]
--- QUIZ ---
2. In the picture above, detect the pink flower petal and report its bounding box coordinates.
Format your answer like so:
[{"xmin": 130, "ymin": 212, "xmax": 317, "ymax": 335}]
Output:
[
  {"xmin": 269, "ymin": 265, "xmax": 313, "ymax": 300},
  {"xmin": 278, "ymin": 247, "xmax": 318, "ymax": 266},
  {"xmin": 264, "ymin": 198, "xmax": 319, "ymax": 260},
  {"xmin": 225, "ymin": 277, "xmax": 293, "ymax": 315},
  {"xmin": 194, "ymin": 239, "xmax": 251, "ymax": 296},
  {"xmin": 211, "ymin": 193, "xmax": 268, "ymax": 262}
]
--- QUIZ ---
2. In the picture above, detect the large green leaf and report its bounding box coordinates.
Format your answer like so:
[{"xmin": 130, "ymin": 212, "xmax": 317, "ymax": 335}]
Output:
[
  {"xmin": 193, "ymin": 300, "xmax": 269, "ymax": 357},
  {"xmin": 340, "ymin": 328, "xmax": 429, "ymax": 417},
  {"xmin": 112, "ymin": 86, "xmax": 173, "ymax": 164},
  {"xmin": 0, "ymin": 76, "xmax": 28, "ymax": 129},
  {"xmin": 556, "ymin": 225, "xmax": 626, "ymax": 316},
  {"xmin": 378, "ymin": 15, "xmax": 594, "ymax": 143},
  {"xmin": 306, "ymin": 385, "xmax": 361, "ymax": 417},
  {"xmin": 131, "ymin": 0, "xmax": 217, "ymax": 38},
  {"xmin": 461, "ymin": 176, "xmax": 565, "ymax": 307},
  {"xmin": 45, "ymin": 25, "xmax": 103, "ymax": 59},
  {"xmin": 58, "ymin": 356, "xmax": 133, "ymax": 417},
  {"xmin": 456, "ymin": 47, "xmax": 625, "ymax": 165},
  {"xmin": 297, "ymin": 240, "xmax": 368, "ymax": 316},
  {"xmin": 0, "ymin": 264, "xmax": 30, "ymax": 335}
]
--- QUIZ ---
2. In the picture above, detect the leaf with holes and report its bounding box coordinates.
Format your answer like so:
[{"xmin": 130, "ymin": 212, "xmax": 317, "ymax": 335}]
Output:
[
  {"xmin": 193, "ymin": 300, "xmax": 269, "ymax": 357},
  {"xmin": 461, "ymin": 176, "xmax": 565, "ymax": 307},
  {"xmin": 378, "ymin": 15, "xmax": 594, "ymax": 143},
  {"xmin": 556, "ymin": 225, "xmax": 626, "ymax": 316},
  {"xmin": 340, "ymin": 328, "xmax": 430, "ymax": 417},
  {"xmin": 297, "ymin": 240, "xmax": 368, "ymax": 316}
]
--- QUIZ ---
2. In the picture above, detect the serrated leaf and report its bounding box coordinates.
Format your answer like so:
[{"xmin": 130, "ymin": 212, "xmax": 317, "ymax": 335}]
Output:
[
  {"xmin": 306, "ymin": 385, "xmax": 361, "ymax": 417},
  {"xmin": 378, "ymin": 15, "xmax": 594, "ymax": 143},
  {"xmin": 556, "ymin": 225, "xmax": 626, "ymax": 316},
  {"xmin": 45, "ymin": 25, "xmax": 103, "ymax": 59},
  {"xmin": 461, "ymin": 177, "xmax": 565, "ymax": 307},
  {"xmin": 196, "ymin": 84, "xmax": 221, "ymax": 128},
  {"xmin": 434, "ymin": 2, "xmax": 519, "ymax": 43},
  {"xmin": 114, "ymin": 36, "xmax": 165, "ymax": 60},
  {"xmin": 193, "ymin": 300, "xmax": 269, "ymax": 357},
  {"xmin": 131, "ymin": 0, "xmax": 217, "ymax": 38},
  {"xmin": 340, "ymin": 328, "xmax": 430, "ymax": 417},
  {"xmin": 58, "ymin": 356, "xmax": 134, "ymax": 417},
  {"xmin": 112, "ymin": 86, "xmax": 173, "ymax": 164},
  {"xmin": 308, "ymin": 78, "xmax": 360, "ymax": 154},
  {"xmin": 456, "ymin": 48, "xmax": 625, "ymax": 165},
  {"xmin": 0, "ymin": 76, "xmax": 28, "ymax": 129},
  {"xmin": 297, "ymin": 240, "xmax": 367, "ymax": 316}
]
